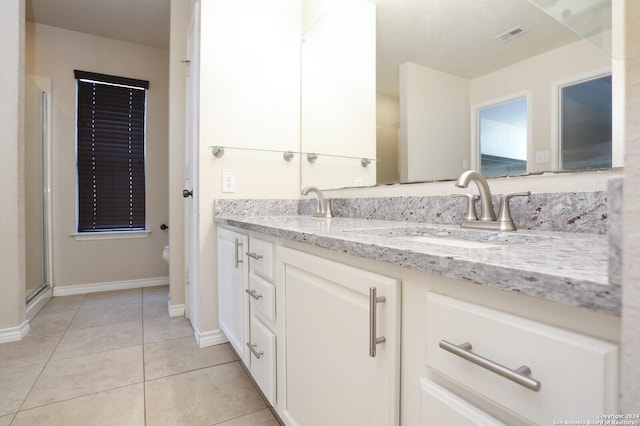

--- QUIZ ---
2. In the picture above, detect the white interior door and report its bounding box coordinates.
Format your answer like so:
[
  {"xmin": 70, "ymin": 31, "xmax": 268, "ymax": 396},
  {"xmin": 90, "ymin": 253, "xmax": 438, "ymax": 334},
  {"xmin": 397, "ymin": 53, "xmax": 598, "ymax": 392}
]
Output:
[{"xmin": 184, "ymin": 3, "xmax": 200, "ymax": 323}]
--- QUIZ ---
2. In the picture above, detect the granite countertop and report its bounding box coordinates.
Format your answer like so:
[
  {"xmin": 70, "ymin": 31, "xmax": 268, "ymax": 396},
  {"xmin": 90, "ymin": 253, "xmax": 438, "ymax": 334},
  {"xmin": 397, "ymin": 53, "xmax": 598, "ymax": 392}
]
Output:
[{"xmin": 215, "ymin": 215, "xmax": 620, "ymax": 316}]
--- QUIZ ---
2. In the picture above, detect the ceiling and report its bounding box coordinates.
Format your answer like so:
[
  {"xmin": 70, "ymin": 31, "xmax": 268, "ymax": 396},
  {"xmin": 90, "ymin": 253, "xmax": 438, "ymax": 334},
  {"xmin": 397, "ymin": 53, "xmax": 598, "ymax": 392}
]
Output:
[{"xmin": 26, "ymin": 0, "xmax": 171, "ymax": 49}]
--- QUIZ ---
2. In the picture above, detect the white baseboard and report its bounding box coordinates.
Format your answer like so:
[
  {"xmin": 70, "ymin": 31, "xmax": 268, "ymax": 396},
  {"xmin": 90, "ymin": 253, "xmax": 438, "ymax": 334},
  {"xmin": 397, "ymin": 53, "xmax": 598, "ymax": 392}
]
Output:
[
  {"xmin": 53, "ymin": 276, "xmax": 169, "ymax": 297},
  {"xmin": 168, "ymin": 302, "xmax": 185, "ymax": 317},
  {"xmin": 0, "ymin": 321, "xmax": 30, "ymax": 344},
  {"xmin": 194, "ymin": 327, "xmax": 228, "ymax": 348}
]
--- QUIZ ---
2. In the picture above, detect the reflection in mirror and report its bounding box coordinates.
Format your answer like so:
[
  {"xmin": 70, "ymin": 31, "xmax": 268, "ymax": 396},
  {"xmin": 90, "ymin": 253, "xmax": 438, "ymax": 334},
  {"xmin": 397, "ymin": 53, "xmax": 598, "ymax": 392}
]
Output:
[
  {"xmin": 526, "ymin": 0, "xmax": 613, "ymax": 57},
  {"xmin": 300, "ymin": 0, "xmax": 619, "ymax": 190},
  {"xmin": 478, "ymin": 96, "xmax": 528, "ymax": 178},
  {"xmin": 560, "ymin": 73, "xmax": 612, "ymax": 170},
  {"xmin": 301, "ymin": 0, "xmax": 377, "ymax": 190}
]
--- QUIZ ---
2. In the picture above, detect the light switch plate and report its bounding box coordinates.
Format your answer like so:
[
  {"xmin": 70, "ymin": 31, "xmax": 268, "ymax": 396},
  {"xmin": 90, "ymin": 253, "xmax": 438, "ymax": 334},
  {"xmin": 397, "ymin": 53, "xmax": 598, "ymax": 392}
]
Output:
[
  {"xmin": 535, "ymin": 150, "xmax": 550, "ymax": 163},
  {"xmin": 222, "ymin": 171, "xmax": 236, "ymax": 193}
]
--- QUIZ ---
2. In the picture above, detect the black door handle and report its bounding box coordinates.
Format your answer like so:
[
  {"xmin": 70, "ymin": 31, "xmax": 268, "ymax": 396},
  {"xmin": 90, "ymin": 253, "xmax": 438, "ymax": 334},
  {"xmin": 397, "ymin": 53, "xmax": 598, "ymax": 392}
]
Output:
[{"xmin": 183, "ymin": 189, "xmax": 193, "ymax": 198}]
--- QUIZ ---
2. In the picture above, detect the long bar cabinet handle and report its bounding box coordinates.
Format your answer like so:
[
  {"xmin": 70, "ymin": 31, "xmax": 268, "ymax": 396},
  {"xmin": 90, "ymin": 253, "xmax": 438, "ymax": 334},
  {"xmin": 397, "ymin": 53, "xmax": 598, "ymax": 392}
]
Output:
[
  {"xmin": 369, "ymin": 287, "xmax": 387, "ymax": 357},
  {"xmin": 234, "ymin": 238, "xmax": 243, "ymax": 268},
  {"xmin": 439, "ymin": 339, "xmax": 541, "ymax": 392},
  {"xmin": 246, "ymin": 342, "xmax": 263, "ymax": 359},
  {"xmin": 245, "ymin": 288, "xmax": 263, "ymax": 300},
  {"xmin": 246, "ymin": 252, "xmax": 263, "ymax": 261}
]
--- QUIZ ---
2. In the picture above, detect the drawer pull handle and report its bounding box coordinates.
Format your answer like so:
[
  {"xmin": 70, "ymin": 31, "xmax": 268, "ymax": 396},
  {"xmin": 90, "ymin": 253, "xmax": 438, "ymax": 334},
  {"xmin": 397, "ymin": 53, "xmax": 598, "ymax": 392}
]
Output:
[
  {"xmin": 247, "ymin": 342, "xmax": 263, "ymax": 359},
  {"xmin": 245, "ymin": 288, "xmax": 263, "ymax": 300},
  {"xmin": 234, "ymin": 238, "xmax": 243, "ymax": 268},
  {"xmin": 369, "ymin": 287, "xmax": 387, "ymax": 357},
  {"xmin": 439, "ymin": 340, "xmax": 541, "ymax": 392},
  {"xmin": 246, "ymin": 252, "xmax": 264, "ymax": 261}
]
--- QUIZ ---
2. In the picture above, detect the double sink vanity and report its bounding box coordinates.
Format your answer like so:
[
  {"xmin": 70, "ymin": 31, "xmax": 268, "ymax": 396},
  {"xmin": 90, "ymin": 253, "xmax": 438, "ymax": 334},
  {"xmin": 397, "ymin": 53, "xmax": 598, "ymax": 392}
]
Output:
[{"xmin": 215, "ymin": 177, "xmax": 621, "ymax": 425}]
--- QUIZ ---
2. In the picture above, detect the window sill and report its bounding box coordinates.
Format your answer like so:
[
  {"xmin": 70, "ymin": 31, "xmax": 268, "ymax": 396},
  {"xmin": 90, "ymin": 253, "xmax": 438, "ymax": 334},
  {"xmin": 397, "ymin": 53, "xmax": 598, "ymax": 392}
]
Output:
[{"xmin": 70, "ymin": 230, "xmax": 151, "ymax": 241}]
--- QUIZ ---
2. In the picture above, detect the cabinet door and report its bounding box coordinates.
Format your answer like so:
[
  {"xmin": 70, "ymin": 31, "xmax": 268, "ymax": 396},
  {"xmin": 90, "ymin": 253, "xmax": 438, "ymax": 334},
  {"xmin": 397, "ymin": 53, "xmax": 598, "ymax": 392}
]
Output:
[
  {"xmin": 278, "ymin": 247, "xmax": 400, "ymax": 426},
  {"xmin": 217, "ymin": 227, "xmax": 248, "ymax": 362}
]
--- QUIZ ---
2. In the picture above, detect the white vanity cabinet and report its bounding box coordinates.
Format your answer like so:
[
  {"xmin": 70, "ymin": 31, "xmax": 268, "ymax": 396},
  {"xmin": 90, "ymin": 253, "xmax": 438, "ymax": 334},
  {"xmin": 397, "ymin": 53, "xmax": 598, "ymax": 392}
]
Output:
[
  {"xmin": 217, "ymin": 227, "xmax": 249, "ymax": 363},
  {"xmin": 419, "ymin": 378, "xmax": 506, "ymax": 425},
  {"xmin": 277, "ymin": 247, "xmax": 401, "ymax": 426},
  {"xmin": 217, "ymin": 224, "xmax": 620, "ymax": 426},
  {"xmin": 217, "ymin": 228, "xmax": 277, "ymax": 404},
  {"xmin": 423, "ymin": 292, "xmax": 618, "ymax": 424},
  {"xmin": 245, "ymin": 236, "xmax": 277, "ymax": 404}
]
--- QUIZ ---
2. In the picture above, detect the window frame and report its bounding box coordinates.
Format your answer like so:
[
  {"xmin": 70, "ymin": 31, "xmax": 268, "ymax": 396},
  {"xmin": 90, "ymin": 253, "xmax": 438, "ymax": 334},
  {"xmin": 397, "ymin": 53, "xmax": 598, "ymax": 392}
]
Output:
[
  {"xmin": 73, "ymin": 70, "xmax": 149, "ymax": 238},
  {"xmin": 556, "ymin": 72, "xmax": 612, "ymax": 171},
  {"xmin": 550, "ymin": 67, "xmax": 612, "ymax": 171}
]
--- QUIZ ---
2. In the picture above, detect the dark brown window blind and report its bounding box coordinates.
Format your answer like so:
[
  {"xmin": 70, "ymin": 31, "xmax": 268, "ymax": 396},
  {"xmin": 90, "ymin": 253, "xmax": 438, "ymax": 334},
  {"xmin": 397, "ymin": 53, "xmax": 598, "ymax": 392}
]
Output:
[{"xmin": 75, "ymin": 70, "xmax": 149, "ymax": 232}]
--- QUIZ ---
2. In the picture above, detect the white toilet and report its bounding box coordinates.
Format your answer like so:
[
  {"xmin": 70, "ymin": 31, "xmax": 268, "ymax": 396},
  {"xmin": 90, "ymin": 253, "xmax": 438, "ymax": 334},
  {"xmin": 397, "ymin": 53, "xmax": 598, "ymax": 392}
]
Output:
[{"xmin": 162, "ymin": 245, "xmax": 170, "ymax": 263}]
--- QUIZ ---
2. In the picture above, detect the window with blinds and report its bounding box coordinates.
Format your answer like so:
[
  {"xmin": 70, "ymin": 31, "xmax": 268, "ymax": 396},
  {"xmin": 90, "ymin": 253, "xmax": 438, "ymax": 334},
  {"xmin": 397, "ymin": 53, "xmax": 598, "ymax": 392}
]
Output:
[{"xmin": 75, "ymin": 70, "xmax": 149, "ymax": 232}]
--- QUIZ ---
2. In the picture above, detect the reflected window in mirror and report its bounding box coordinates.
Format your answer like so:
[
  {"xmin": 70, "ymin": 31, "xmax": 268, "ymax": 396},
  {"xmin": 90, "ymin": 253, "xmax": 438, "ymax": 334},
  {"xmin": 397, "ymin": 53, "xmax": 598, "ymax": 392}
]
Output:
[
  {"xmin": 559, "ymin": 74, "xmax": 612, "ymax": 170},
  {"xmin": 477, "ymin": 96, "xmax": 528, "ymax": 178}
]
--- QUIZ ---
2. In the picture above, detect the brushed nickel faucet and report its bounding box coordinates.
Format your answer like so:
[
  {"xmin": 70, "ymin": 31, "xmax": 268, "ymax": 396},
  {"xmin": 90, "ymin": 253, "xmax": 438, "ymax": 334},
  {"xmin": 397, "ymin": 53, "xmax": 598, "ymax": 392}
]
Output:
[
  {"xmin": 454, "ymin": 170, "xmax": 529, "ymax": 232},
  {"xmin": 301, "ymin": 186, "xmax": 333, "ymax": 218}
]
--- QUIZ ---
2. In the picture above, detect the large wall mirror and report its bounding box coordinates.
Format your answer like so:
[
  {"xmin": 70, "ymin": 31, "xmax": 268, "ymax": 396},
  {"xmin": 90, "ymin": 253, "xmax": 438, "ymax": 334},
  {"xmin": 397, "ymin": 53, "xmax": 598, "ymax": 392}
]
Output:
[{"xmin": 300, "ymin": 0, "xmax": 620, "ymax": 190}]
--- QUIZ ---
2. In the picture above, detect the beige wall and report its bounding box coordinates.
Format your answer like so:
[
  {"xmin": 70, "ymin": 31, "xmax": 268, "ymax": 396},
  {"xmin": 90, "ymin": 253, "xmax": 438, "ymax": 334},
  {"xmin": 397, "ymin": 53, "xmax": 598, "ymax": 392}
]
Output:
[
  {"xmin": 25, "ymin": 22, "xmax": 170, "ymax": 288},
  {"xmin": 0, "ymin": 0, "xmax": 26, "ymax": 332}
]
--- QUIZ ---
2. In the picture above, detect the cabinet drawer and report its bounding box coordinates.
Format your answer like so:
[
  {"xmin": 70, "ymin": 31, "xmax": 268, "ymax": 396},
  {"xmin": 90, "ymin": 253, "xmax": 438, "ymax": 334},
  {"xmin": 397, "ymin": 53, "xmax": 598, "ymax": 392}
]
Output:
[
  {"xmin": 249, "ymin": 316, "xmax": 276, "ymax": 405},
  {"xmin": 248, "ymin": 273, "xmax": 276, "ymax": 323},
  {"xmin": 420, "ymin": 378, "xmax": 505, "ymax": 426},
  {"xmin": 247, "ymin": 237, "xmax": 274, "ymax": 281},
  {"xmin": 425, "ymin": 292, "xmax": 618, "ymax": 424}
]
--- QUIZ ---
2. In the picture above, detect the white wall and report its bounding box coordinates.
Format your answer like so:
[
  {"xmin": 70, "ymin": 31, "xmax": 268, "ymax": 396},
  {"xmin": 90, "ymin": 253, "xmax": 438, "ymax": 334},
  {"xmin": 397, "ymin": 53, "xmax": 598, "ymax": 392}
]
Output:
[
  {"xmin": 195, "ymin": 0, "xmax": 301, "ymax": 337},
  {"xmin": 0, "ymin": 0, "xmax": 26, "ymax": 335},
  {"xmin": 399, "ymin": 62, "xmax": 470, "ymax": 182},
  {"xmin": 25, "ymin": 23, "xmax": 170, "ymax": 289}
]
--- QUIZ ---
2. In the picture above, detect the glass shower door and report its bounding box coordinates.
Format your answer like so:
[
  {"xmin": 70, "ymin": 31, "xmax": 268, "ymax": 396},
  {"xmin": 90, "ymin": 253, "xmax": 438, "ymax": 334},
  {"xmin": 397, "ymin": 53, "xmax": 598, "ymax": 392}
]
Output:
[{"xmin": 25, "ymin": 76, "xmax": 48, "ymax": 302}]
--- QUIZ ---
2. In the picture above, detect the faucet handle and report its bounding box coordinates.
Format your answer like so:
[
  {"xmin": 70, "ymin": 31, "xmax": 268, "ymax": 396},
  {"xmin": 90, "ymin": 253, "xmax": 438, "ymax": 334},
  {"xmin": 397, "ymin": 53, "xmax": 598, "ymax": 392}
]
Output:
[
  {"xmin": 451, "ymin": 193, "xmax": 478, "ymax": 221},
  {"xmin": 497, "ymin": 191, "xmax": 531, "ymax": 230},
  {"xmin": 324, "ymin": 199, "xmax": 333, "ymax": 218}
]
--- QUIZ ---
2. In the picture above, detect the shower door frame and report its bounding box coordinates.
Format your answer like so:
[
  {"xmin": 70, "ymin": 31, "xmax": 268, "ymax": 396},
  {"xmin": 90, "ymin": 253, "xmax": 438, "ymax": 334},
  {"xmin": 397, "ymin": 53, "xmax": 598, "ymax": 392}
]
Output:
[{"xmin": 25, "ymin": 75, "xmax": 53, "ymax": 317}]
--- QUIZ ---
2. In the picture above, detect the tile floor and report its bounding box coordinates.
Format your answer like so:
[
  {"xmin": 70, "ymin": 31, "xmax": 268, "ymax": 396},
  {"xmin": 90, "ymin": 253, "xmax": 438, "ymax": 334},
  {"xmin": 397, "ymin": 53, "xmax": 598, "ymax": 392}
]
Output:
[{"xmin": 0, "ymin": 286, "xmax": 281, "ymax": 426}]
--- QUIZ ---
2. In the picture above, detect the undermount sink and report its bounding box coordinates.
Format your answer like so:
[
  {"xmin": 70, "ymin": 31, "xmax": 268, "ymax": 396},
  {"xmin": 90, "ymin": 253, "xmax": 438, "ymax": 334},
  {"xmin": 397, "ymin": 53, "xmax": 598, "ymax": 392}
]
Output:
[
  {"xmin": 397, "ymin": 235, "xmax": 498, "ymax": 249},
  {"xmin": 340, "ymin": 224, "xmax": 550, "ymax": 248}
]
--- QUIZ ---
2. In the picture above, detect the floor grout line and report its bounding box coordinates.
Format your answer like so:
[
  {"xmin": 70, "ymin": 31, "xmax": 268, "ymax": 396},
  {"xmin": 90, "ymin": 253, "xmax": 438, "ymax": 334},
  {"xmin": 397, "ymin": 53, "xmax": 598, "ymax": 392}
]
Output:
[
  {"xmin": 10, "ymin": 293, "xmax": 87, "ymax": 423},
  {"xmin": 10, "ymin": 381, "xmax": 147, "ymax": 417},
  {"xmin": 143, "ymin": 359, "xmax": 240, "ymax": 384},
  {"xmin": 5, "ymin": 286, "xmax": 279, "ymax": 425},
  {"xmin": 142, "ymin": 288, "xmax": 148, "ymax": 426}
]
